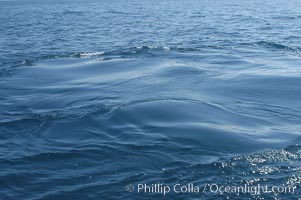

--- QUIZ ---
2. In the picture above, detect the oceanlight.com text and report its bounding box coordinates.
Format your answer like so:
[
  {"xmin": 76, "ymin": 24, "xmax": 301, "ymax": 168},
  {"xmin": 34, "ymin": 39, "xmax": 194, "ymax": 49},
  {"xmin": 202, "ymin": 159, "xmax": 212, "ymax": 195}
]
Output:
[{"xmin": 125, "ymin": 183, "xmax": 297, "ymax": 196}]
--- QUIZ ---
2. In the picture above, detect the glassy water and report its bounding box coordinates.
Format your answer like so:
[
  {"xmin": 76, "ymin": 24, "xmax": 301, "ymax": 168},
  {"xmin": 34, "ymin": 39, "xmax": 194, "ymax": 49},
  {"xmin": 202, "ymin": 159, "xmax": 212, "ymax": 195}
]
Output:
[{"xmin": 1, "ymin": 0, "xmax": 301, "ymax": 199}]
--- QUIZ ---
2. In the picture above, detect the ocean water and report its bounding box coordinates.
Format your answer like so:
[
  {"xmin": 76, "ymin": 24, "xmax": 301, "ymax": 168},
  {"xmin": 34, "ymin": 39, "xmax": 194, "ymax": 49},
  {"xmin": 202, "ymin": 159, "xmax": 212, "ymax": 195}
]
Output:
[{"xmin": 1, "ymin": 0, "xmax": 301, "ymax": 199}]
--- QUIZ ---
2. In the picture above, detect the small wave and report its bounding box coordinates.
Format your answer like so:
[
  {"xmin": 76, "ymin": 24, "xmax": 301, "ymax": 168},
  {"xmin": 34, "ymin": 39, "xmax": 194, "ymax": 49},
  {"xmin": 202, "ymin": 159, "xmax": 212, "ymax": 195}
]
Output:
[
  {"xmin": 136, "ymin": 45, "xmax": 170, "ymax": 51},
  {"xmin": 273, "ymin": 15, "xmax": 300, "ymax": 20},
  {"xmin": 0, "ymin": 46, "xmax": 204, "ymax": 76},
  {"xmin": 254, "ymin": 41, "xmax": 295, "ymax": 50},
  {"xmin": 0, "ymin": 102, "xmax": 116, "ymax": 125},
  {"xmin": 124, "ymin": 45, "xmax": 171, "ymax": 55},
  {"xmin": 240, "ymin": 41, "xmax": 301, "ymax": 57},
  {"xmin": 77, "ymin": 52, "xmax": 105, "ymax": 58},
  {"xmin": 234, "ymin": 146, "xmax": 301, "ymax": 164},
  {"xmin": 62, "ymin": 10, "xmax": 85, "ymax": 15},
  {"xmin": 106, "ymin": 10, "xmax": 129, "ymax": 15},
  {"xmin": 242, "ymin": 41, "xmax": 300, "ymax": 51}
]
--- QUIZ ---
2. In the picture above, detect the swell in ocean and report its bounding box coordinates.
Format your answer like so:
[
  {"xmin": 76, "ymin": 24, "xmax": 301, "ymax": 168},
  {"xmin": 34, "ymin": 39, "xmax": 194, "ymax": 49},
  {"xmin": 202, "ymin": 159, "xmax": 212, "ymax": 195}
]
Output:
[
  {"xmin": 1, "ymin": 45, "xmax": 301, "ymax": 199},
  {"xmin": 1, "ymin": 0, "xmax": 301, "ymax": 199}
]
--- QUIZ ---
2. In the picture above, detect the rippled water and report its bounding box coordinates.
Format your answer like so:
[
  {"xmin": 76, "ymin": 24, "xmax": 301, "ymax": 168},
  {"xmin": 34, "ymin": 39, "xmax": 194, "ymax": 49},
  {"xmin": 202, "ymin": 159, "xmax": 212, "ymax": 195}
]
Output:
[{"xmin": 1, "ymin": 0, "xmax": 301, "ymax": 199}]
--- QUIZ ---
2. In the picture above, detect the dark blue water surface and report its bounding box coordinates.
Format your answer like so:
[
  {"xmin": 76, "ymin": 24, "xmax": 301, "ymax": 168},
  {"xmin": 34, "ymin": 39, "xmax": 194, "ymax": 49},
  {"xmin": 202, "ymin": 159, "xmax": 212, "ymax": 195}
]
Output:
[{"xmin": 1, "ymin": 0, "xmax": 301, "ymax": 199}]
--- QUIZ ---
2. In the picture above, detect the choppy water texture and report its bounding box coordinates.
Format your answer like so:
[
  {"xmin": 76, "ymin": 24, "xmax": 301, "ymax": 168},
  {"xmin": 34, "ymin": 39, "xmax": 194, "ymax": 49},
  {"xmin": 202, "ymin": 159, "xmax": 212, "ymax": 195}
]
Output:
[{"xmin": 1, "ymin": 0, "xmax": 301, "ymax": 199}]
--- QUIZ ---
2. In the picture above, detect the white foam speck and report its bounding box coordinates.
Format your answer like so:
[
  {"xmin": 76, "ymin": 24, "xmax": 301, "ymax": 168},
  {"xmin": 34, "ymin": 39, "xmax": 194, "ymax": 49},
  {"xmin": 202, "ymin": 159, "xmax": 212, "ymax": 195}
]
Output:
[{"xmin": 79, "ymin": 52, "xmax": 104, "ymax": 58}]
